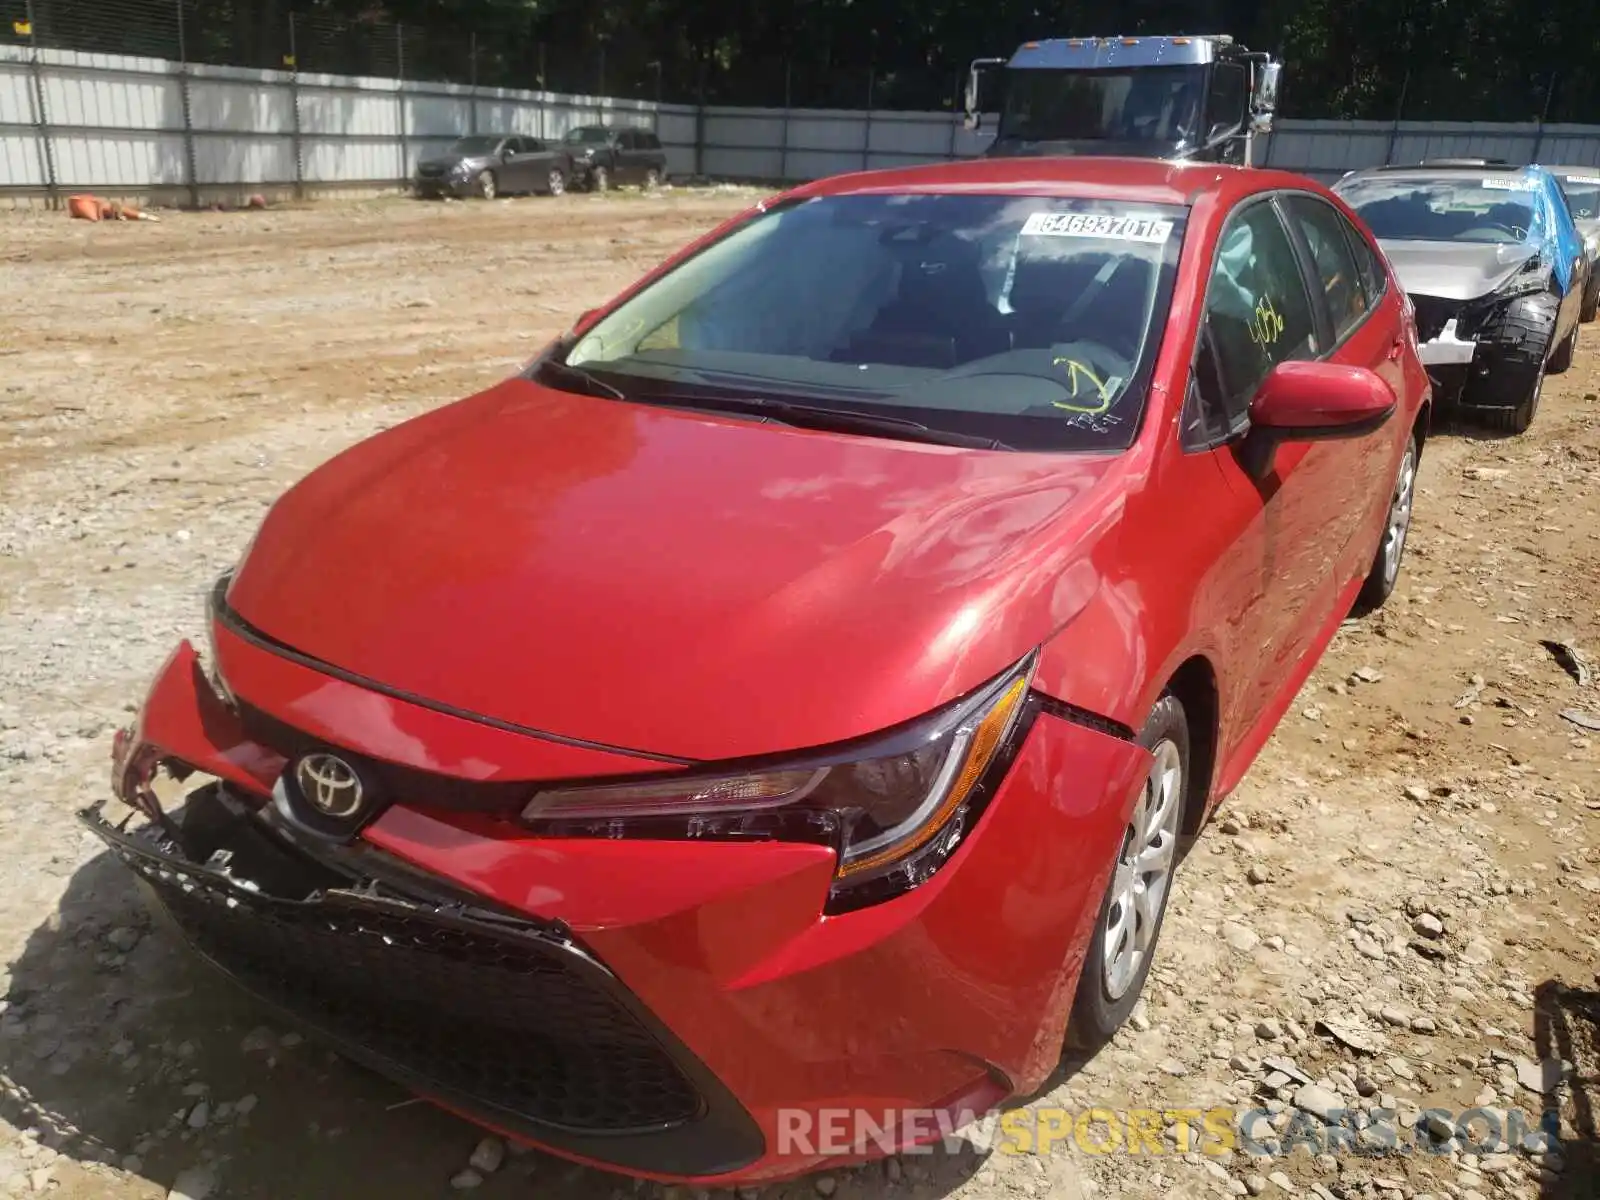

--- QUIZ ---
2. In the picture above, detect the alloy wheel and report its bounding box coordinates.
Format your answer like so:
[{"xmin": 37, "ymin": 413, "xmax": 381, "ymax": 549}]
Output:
[
  {"xmin": 548, "ymin": 169, "xmax": 566, "ymax": 196},
  {"xmin": 1381, "ymin": 442, "xmax": 1417, "ymax": 588},
  {"xmin": 1101, "ymin": 738, "xmax": 1183, "ymax": 1001}
]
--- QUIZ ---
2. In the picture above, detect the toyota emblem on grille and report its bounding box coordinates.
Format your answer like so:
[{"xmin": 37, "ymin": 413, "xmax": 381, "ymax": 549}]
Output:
[{"xmin": 294, "ymin": 753, "xmax": 364, "ymax": 819}]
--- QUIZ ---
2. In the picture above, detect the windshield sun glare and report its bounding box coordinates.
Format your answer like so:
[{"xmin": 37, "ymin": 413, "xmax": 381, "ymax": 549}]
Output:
[{"xmin": 559, "ymin": 193, "xmax": 1186, "ymax": 453}]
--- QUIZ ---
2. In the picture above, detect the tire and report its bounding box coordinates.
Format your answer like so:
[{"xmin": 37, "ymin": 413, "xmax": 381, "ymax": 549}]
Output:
[
  {"xmin": 1548, "ymin": 322, "xmax": 1577, "ymax": 375},
  {"xmin": 1583, "ymin": 279, "xmax": 1599, "ymax": 324},
  {"xmin": 475, "ymin": 169, "xmax": 497, "ymax": 201},
  {"xmin": 1465, "ymin": 291, "xmax": 1556, "ymax": 434},
  {"xmin": 588, "ymin": 165, "xmax": 610, "ymax": 194},
  {"xmin": 643, "ymin": 166, "xmax": 662, "ymax": 190},
  {"xmin": 1355, "ymin": 431, "xmax": 1418, "ymax": 612},
  {"xmin": 546, "ymin": 168, "xmax": 567, "ymax": 197},
  {"xmin": 1066, "ymin": 693, "xmax": 1189, "ymax": 1050}
]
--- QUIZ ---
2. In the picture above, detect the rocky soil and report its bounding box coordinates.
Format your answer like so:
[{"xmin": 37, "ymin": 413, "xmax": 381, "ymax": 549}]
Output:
[{"xmin": 0, "ymin": 191, "xmax": 1597, "ymax": 1200}]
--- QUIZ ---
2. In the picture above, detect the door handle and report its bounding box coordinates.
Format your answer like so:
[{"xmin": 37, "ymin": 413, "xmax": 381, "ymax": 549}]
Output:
[{"xmin": 1387, "ymin": 337, "xmax": 1404, "ymax": 361}]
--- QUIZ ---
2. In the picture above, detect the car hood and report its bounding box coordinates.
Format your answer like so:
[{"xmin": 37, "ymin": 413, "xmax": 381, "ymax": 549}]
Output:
[
  {"xmin": 1376, "ymin": 239, "xmax": 1540, "ymax": 301},
  {"xmin": 225, "ymin": 377, "xmax": 1128, "ymax": 762},
  {"xmin": 418, "ymin": 155, "xmax": 490, "ymax": 172}
]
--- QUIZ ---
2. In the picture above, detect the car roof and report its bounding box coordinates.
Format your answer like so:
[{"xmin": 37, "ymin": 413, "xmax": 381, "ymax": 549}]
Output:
[
  {"xmin": 792, "ymin": 157, "xmax": 1319, "ymax": 208},
  {"xmin": 1340, "ymin": 162, "xmax": 1541, "ymax": 186}
]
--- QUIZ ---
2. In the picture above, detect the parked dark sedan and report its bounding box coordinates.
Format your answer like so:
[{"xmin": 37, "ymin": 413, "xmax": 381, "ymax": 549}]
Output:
[
  {"xmin": 414, "ymin": 135, "xmax": 574, "ymax": 200},
  {"xmin": 561, "ymin": 125, "xmax": 668, "ymax": 192}
]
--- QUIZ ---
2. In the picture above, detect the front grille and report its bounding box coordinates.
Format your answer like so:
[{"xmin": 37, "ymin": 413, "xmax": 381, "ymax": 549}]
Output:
[
  {"xmin": 110, "ymin": 833, "xmax": 702, "ymax": 1134},
  {"xmin": 418, "ymin": 165, "xmax": 446, "ymax": 178}
]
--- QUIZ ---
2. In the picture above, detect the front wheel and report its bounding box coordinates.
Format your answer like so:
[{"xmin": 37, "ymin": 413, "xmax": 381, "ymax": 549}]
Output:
[
  {"xmin": 1355, "ymin": 432, "xmax": 1418, "ymax": 612},
  {"xmin": 588, "ymin": 165, "xmax": 610, "ymax": 194},
  {"xmin": 1582, "ymin": 280, "xmax": 1599, "ymax": 323},
  {"xmin": 643, "ymin": 166, "xmax": 662, "ymax": 190},
  {"xmin": 1547, "ymin": 322, "xmax": 1577, "ymax": 374},
  {"xmin": 1466, "ymin": 291, "xmax": 1556, "ymax": 434},
  {"xmin": 546, "ymin": 167, "xmax": 567, "ymax": 197},
  {"xmin": 475, "ymin": 169, "xmax": 497, "ymax": 201},
  {"xmin": 1066, "ymin": 694, "xmax": 1188, "ymax": 1049}
]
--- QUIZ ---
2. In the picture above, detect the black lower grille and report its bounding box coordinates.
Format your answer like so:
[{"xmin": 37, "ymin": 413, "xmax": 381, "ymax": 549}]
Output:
[
  {"xmin": 1410, "ymin": 294, "xmax": 1461, "ymax": 343},
  {"xmin": 112, "ymin": 834, "xmax": 702, "ymax": 1135}
]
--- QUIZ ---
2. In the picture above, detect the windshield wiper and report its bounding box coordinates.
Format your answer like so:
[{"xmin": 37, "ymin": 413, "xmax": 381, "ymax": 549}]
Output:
[
  {"xmin": 658, "ymin": 393, "xmax": 1009, "ymax": 450},
  {"xmin": 531, "ymin": 356, "xmax": 627, "ymax": 401}
]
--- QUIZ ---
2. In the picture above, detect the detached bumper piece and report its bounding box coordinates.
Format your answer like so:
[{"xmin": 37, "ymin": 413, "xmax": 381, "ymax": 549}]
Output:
[{"xmin": 80, "ymin": 787, "xmax": 765, "ymax": 1178}]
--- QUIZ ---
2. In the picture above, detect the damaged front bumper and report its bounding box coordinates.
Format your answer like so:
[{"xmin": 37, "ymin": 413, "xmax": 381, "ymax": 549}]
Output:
[
  {"xmin": 96, "ymin": 632, "xmax": 1151, "ymax": 1182},
  {"xmin": 1416, "ymin": 318, "xmax": 1478, "ymax": 367},
  {"xmin": 79, "ymin": 787, "xmax": 764, "ymax": 1177}
]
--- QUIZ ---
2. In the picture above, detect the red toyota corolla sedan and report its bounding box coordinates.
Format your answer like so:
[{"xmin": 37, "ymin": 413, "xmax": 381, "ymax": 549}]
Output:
[{"xmin": 90, "ymin": 158, "xmax": 1428, "ymax": 1183}]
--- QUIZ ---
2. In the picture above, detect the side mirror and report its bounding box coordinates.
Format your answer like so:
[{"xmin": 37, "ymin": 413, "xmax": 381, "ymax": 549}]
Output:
[
  {"xmin": 1253, "ymin": 61, "xmax": 1282, "ymax": 116},
  {"xmin": 572, "ymin": 307, "xmax": 602, "ymax": 334},
  {"xmin": 962, "ymin": 58, "xmax": 1006, "ymax": 135},
  {"xmin": 1238, "ymin": 360, "xmax": 1395, "ymax": 478}
]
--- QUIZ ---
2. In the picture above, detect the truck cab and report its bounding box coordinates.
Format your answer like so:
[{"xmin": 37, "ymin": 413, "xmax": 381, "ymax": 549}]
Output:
[{"xmin": 964, "ymin": 35, "xmax": 1283, "ymax": 166}]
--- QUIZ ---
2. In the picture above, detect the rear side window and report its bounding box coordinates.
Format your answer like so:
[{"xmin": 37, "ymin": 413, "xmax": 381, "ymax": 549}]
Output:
[
  {"xmin": 618, "ymin": 130, "xmax": 637, "ymax": 149},
  {"xmin": 643, "ymin": 133, "xmax": 663, "ymax": 151},
  {"xmin": 1284, "ymin": 195, "xmax": 1370, "ymax": 343},
  {"xmin": 1185, "ymin": 199, "xmax": 1320, "ymax": 444},
  {"xmin": 1341, "ymin": 217, "xmax": 1387, "ymax": 302}
]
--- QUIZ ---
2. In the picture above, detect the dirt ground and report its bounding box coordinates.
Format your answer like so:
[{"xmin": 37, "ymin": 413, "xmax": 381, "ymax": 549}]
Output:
[{"xmin": 0, "ymin": 189, "xmax": 1597, "ymax": 1200}]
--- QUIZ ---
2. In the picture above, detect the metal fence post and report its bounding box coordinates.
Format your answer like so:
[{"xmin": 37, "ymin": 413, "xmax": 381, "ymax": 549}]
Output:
[
  {"xmin": 21, "ymin": 0, "xmax": 58, "ymax": 209},
  {"xmin": 468, "ymin": 33, "xmax": 479, "ymax": 136},
  {"xmin": 694, "ymin": 56, "xmax": 706, "ymax": 179},
  {"xmin": 947, "ymin": 69, "xmax": 960, "ymax": 163},
  {"xmin": 779, "ymin": 60, "xmax": 791, "ymax": 181},
  {"xmin": 862, "ymin": 67, "xmax": 874, "ymax": 172},
  {"xmin": 395, "ymin": 24, "xmax": 408, "ymax": 185},
  {"xmin": 175, "ymin": 0, "xmax": 200, "ymax": 207},
  {"xmin": 286, "ymin": 12, "xmax": 304, "ymax": 201},
  {"xmin": 1529, "ymin": 73, "xmax": 1557, "ymax": 164},
  {"xmin": 1383, "ymin": 71, "xmax": 1409, "ymax": 166}
]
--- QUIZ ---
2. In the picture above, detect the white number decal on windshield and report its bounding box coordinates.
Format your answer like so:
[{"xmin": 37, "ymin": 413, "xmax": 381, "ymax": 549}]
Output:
[{"xmin": 1021, "ymin": 211, "xmax": 1175, "ymax": 243}]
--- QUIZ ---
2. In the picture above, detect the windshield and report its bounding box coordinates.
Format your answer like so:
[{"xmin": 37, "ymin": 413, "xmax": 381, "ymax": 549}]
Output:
[
  {"xmin": 1557, "ymin": 175, "xmax": 1600, "ymax": 221},
  {"xmin": 448, "ymin": 137, "xmax": 502, "ymax": 156},
  {"xmin": 1335, "ymin": 176, "xmax": 1539, "ymax": 244},
  {"xmin": 564, "ymin": 127, "xmax": 610, "ymax": 145},
  {"xmin": 999, "ymin": 65, "xmax": 1205, "ymax": 145},
  {"xmin": 559, "ymin": 193, "xmax": 1185, "ymax": 451}
]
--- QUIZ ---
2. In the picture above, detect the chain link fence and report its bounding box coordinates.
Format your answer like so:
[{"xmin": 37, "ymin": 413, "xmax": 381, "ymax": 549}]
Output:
[{"xmin": 1, "ymin": 0, "xmax": 973, "ymax": 111}]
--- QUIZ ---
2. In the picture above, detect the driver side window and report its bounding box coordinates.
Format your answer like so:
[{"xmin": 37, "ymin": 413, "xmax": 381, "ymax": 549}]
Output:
[
  {"xmin": 1206, "ymin": 65, "xmax": 1247, "ymax": 142},
  {"xmin": 1183, "ymin": 198, "xmax": 1321, "ymax": 449}
]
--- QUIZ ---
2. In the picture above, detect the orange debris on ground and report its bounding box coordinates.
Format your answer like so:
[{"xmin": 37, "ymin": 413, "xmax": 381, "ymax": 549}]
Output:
[{"xmin": 67, "ymin": 194, "xmax": 159, "ymax": 222}]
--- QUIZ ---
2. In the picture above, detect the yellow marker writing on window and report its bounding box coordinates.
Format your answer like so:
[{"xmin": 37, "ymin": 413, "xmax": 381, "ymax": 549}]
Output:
[
  {"xmin": 1050, "ymin": 357, "xmax": 1114, "ymax": 415},
  {"xmin": 1247, "ymin": 296, "xmax": 1285, "ymax": 347}
]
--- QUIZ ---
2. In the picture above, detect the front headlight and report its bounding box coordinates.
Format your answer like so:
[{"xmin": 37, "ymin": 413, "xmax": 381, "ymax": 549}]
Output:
[
  {"xmin": 1493, "ymin": 253, "xmax": 1551, "ymax": 300},
  {"xmin": 521, "ymin": 652, "xmax": 1038, "ymax": 911},
  {"xmin": 201, "ymin": 569, "xmax": 237, "ymax": 707}
]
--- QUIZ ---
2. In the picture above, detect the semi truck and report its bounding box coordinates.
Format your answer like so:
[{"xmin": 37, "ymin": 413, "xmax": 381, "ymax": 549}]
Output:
[{"xmin": 963, "ymin": 35, "xmax": 1284, "ymax": 166}]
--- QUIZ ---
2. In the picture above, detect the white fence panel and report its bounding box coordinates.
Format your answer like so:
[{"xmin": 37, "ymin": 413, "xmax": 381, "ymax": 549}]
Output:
[
  {"xmin": 9, "ymin": 44, "xmax": 1600, "ymax": 202},
  {"xmin": 0, "ymin": 57, "xmax": 36, "ymax": 126},
  {"xmin": 190, "ymin": 76, "xmax": 293, "ymax": 135},
  {"xmin": 43, "ymin": 63, "xmax": 176, "ymax": 132},
  {"xmin": 51, "ymin": 131, "xmax": 186, "ymax": 188},
  {"xmin": 0, "ymin": 133, "xmax": 43, "ymax": 187}
]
